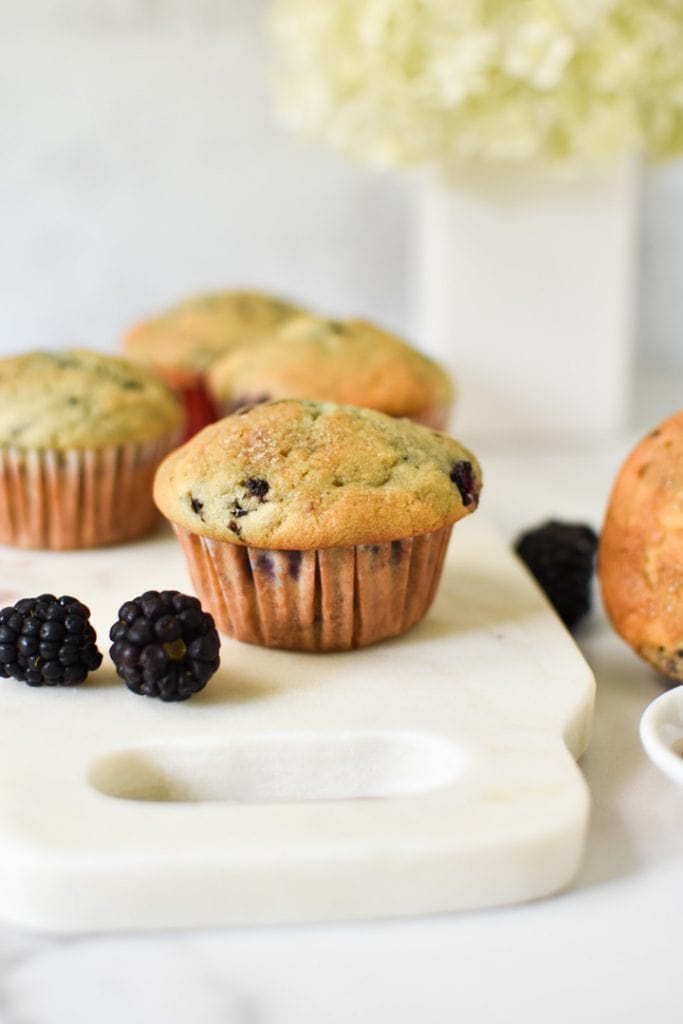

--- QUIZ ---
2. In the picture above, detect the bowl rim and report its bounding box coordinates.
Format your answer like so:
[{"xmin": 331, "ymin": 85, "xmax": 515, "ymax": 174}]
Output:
[{"xmin": 640, "ymin": 686, "xmax": 683, "ymax": 785}]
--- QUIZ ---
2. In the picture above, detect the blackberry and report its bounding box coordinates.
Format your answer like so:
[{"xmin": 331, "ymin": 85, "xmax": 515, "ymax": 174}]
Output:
[
  {"xmin": 109, "ymin": 590, "xmax": 220, "ymax": 701},
  {"xmin": 514, "ymin": 520, "xmax": 599, "ymax": 630},
  {"xmin": 0, "ymin": 594, "xmax": 103, "ymax": 686}
]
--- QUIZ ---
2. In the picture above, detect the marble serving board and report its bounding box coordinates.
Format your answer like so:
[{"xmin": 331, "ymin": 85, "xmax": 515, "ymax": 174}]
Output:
[{"xmin": 0, "ymin": 517, "xmax": 594, "ymax": 932}]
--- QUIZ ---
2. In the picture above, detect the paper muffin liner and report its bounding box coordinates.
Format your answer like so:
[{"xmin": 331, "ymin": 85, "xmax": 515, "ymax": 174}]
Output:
[
  {"xmin": 174, "ymin": 523, "xmax": 453, "ymax": 652},
  {"xmin": 0, "ymin": 432, "xmax": 180, "ymax": 550},
  {"xmin": 410, "ymin": 404, "xmax": 451, "ymax": 431},
  {"xmin": 157, "ymin": 367, "xmax": 219, "ymax": 441}
]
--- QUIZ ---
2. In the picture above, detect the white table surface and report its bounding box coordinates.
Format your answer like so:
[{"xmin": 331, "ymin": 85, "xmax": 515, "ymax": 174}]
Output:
[{"xmin": 0, "ymin": 373, "xmax": 681, "ymax": 1023}]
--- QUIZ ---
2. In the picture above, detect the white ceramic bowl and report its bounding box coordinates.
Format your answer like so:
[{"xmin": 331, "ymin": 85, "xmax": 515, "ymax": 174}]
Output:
[{"xmin": 640, "ymin": 686, "xmax": 683, "ymax": 785}]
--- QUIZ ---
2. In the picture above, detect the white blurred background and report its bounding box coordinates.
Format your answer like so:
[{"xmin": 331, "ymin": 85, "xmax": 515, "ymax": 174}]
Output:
[{"xmin": 1, "ymin": 0, "xmax": 681, "ymax": 381}]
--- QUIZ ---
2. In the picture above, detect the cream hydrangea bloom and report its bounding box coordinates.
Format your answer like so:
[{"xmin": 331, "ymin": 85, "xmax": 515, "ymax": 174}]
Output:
[{"xmin": 269, "ymin": 0, "xmax": 683, "ymax": 166}]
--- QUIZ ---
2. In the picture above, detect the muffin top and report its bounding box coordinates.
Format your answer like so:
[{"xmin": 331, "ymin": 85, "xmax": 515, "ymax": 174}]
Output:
[
  {"xmin": 599, "ymin": 410, "xmax": 683, "ymax": 680},
  {"xmin": 0, "ymin": 350, "xmax": 184, "ymax": 449},
  {"xmin": 122, "ymin": 289, "xmax": 302, "ymax": 373},
  {"xmin": 207, "ymin": 314, "xmax": 453, "ymax": 418},
  {"xmin": 154, "ymin": 399, "xmax": 481, "ymax": 549}
]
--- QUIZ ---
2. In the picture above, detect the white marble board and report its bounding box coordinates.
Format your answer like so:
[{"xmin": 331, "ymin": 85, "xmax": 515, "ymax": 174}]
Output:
[{"xmin": 0, "ymin": 516, "xmax": 594, "ymax": 931}]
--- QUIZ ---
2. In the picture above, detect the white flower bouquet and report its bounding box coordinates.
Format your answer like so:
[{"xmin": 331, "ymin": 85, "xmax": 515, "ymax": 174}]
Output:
[{"xmin": 269, "ymin": 0, "xmax": 683, "ymax": 166}]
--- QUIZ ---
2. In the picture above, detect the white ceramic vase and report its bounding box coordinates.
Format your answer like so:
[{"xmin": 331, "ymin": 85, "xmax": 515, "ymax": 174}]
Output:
[{"xmin": 415, "ymin": 160, "xmax": 639, "ymax": 438}]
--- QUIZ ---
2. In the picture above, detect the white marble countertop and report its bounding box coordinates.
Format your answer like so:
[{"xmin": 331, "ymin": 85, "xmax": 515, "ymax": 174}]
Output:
[{"xmin": 0, "ymin": 387, "xmax": 681, "ymax": 1022}]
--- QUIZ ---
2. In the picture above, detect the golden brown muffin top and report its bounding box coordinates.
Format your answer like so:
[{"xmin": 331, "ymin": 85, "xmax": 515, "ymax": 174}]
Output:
[
  {"xmin": 207, "ymin": 313, "xmax": 453, "ymax": 418},
  {"xmin": 599, "ymin": 410, "xmax": 683, "ymax": 680},
  {"xmin": 122, "ymin": 289, "xmax": 303, "ymax": 373},
  {"xmin": 154, "ymin": 399, "xmax": 481, "ymax": 549},
  {"xmin": 0, "ymin": 349, "xmax": 183, "ymax": 449}
]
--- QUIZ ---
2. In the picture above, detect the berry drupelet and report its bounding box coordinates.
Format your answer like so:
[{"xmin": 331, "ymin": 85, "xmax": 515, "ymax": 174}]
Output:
[
  {"xmin": 514, "ymin": 520, "xmax": 599, "ymax": 631},
  {"xmin": 109, "ymin": 590, "xmax": 220, "ymax": 701},
  {"xmin": 0, "ymin": 594, "xmax": 103, "ymax": 686}
]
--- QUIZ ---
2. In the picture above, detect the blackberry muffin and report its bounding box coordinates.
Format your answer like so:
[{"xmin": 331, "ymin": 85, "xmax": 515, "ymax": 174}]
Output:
[
  {"xmin": 0, "ymin": 349, "xmax": 183, "ymax": 549},
  {"xmin": 207, "ymin": 313, "xmax": 454, "ymax": 429},
  {"xmin": 122, "ymin": 289, "xmax": 303, "ymax": 438},
  {"xmin": 599, "ymin": 410, "xmax": 683, "ymax": 681},
  {"xmin": 154, "ymin": 399, "xmax": 481, "ymax": 652}
]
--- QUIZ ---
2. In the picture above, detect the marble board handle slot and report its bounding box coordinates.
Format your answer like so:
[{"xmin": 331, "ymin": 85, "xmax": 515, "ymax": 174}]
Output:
[{"xmin": 87, "ymin": 731, "xmax": 464, "ymax": 804}]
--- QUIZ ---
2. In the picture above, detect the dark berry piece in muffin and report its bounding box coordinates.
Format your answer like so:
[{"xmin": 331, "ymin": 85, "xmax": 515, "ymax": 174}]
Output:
[
  {"xmin": 244, "ymin": 477, "xmax": 269, "ymax": 500},
  {"xmin": 515, "ymin": 520, "xmax": 599, "ymax": 630},
  {"xmin": 0, "ymin": 595, "xmax": 103, "ymax": 686},
  {"xmin": 449, "ymin": 461, "xmax": 480, "ymax": 508},
  {"xmin": 109, "ymin": 590, "xmax": 220, "ymax": 701}
]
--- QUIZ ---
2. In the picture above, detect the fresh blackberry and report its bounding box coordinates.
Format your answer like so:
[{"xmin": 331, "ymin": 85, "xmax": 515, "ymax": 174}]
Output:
[
  {"xmin": 514, "ymin": 520, "xmax": 599, "ymax": 630},
  {"xmin": 109, "ymin": 590, "xmax": 220, "ymax": 701},
  {"xmin": 0, "ymin": 594, "xmax": 103, "ymax": 686}
]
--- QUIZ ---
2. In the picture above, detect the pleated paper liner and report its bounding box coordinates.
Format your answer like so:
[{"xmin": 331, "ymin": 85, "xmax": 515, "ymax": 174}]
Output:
[
  {"xmin": 156, "ymin": 367, "xmax": 220, "ymax": 441},
  {"xmin": 174, "ymin": 523, "xmax": 453, "ymax": 652},
  {"xmin": 0, "ymin": 433, "xmax": 179, "ymax": 550},
  {"xmin": 410, "ymin": 404, "xmax": 451, "ymax": 430}
]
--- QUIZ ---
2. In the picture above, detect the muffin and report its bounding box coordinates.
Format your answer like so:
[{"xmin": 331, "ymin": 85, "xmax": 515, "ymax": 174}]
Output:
[
  {"xmin": 599, "ymin": 410, "xmax": 683, "ymax": 680},
  {"xmin": 122, "ymin": 289, "xmax": 302, "ymax": 438},
  {"xmin": 207, "ymin": 314, "xmax": 454, "ymax": 429},
  {"xmin": 154, "ymin": 399, "xmax": 481, "ymax": 652},
  {"xmin": 0, "ymin": 349, "xmax": 183, "ymax": 550}
]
